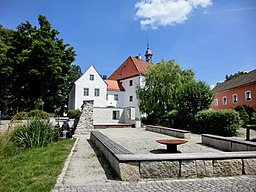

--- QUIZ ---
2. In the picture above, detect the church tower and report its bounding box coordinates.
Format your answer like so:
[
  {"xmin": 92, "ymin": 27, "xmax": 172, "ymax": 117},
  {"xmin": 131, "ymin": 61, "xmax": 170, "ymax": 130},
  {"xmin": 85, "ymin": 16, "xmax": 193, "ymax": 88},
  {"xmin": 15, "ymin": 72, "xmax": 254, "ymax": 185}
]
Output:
[{"xmin": 145, "ymin": 43, "xmax": 153, "ymax": 63}]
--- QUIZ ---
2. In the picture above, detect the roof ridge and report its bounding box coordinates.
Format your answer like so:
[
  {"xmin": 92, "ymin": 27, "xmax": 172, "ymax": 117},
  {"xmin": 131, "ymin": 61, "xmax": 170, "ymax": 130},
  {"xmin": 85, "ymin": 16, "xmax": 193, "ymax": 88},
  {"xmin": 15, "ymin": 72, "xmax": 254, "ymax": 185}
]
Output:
[{"xmin": 130, "ymin": 56, "xmax": 140, "ymax": 73}]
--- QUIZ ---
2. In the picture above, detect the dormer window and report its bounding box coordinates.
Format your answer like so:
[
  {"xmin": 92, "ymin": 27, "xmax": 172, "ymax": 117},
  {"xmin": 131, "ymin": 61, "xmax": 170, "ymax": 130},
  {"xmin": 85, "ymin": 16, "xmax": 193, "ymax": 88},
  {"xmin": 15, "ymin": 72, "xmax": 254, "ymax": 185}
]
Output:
[{"xmin": 90, "ymin": 74, "xmax": 94, "ymax": 81}]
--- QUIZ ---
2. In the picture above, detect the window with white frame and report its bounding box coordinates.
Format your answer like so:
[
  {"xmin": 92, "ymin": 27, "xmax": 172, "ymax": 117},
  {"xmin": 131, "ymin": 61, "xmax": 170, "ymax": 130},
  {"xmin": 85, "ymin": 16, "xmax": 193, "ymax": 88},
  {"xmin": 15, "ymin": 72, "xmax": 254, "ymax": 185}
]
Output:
[
  {"xmin": 113, "ymin": 111, "xmax": 120, "ymax": 120},
  {"xmin": 222, "ymin": 96, "xmax": 227, "ymax": 105},
  {"xmin": 232, "ymin": 94, "xmax": 238, "ymax": 103},
  {"xmin": 214, "ymin": 99, "xmax": 218, "ymax": 106},
  {"xmin": 94, "ymin": 88, "xmax": 100, "ymax": 97},
  {"xmin": 114, "ymin": 94, "xmax": 118, "ymax": 101},
  {"xmin": 90, "ymin": 74, "xmax": 94, "ymax": 81},
  {"xmin": 84, "ymin": 88, "xmax": 89, "ymax": 96},
  {"xmin": 245, "ymin": 90, "xmax": 251, "ymax": 101},
  {"xmin": 129, "ymin": 96, "xmax": 133, "ymax": 102}
]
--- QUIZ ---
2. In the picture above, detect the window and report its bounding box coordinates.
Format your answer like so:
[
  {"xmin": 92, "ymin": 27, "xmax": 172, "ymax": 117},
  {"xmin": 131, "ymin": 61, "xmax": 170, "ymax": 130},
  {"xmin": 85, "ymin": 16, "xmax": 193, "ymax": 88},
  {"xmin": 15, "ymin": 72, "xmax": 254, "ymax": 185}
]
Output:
[
  {"xmin": 245, "ymin": 91, "xmax": 251, "ymax": 101},
  {"xmin": 106, "ymin": 94, "xmax": 108, "ymax": 100},
  {"xmin": 90, "ymin": 74, "xmax": 94, "ymax": 81},
  {"xmin": 214, "ymin": 99, "xmax": 218, "ymax": 106},
  {"xmin": 114, "ymin": 94, "xmax": 118, "ymax": 101},
  {"xmin": 94, "ymin": 88, "xmax": 100, "ymax": 97},
  {"xmin": 129, "ymin": 96, "xmax": 133, "ymax": 102},
  {"xmin": 222, "ymin": 96, "xmax": 227, "ymax": 105},
  {"xmin": 129, "ymin": 80, "xmax": 133, "ymax": 86},
  {"xmin": 232, "ymin": 94, "xmax": 238, "ymax": 103},
  {"xmin": 84, "ymin": 88, "xmax": 89, "ymax": 96},
  {"xmin": 113, "ymin": 111, "xmax": 120, "ymax": 120}
]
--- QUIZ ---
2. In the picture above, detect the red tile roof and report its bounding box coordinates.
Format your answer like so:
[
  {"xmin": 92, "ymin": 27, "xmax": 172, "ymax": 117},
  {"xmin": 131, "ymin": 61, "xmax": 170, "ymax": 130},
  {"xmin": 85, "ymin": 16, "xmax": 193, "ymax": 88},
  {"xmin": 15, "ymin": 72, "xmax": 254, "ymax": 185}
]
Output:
[
  {"xmin": 108, "ymin": 56, "xmax": 151, "ymax": 80},
  {"xmin": 105, "ymin": 80, "xmax": 125, "ymax": 92}
]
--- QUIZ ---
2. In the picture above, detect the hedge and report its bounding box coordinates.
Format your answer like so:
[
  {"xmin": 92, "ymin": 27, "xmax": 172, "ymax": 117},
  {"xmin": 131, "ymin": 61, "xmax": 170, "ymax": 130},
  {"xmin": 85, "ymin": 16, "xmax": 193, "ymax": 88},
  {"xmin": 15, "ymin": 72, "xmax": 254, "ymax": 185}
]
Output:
[
  {"xmin": 193, "ymin": 109, "xmax": 240, "ymax": 136},
  {"xmin": 67, "ymin": 110, "xmax": 81, "ymax": 119}
]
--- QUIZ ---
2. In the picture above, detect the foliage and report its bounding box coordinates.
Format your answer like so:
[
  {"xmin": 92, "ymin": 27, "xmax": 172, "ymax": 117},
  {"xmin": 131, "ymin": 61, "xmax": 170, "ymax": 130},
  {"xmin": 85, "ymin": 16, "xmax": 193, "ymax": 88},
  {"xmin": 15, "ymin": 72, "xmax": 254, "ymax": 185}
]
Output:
[
  {"xmin": 137, "ymin": 59, "xmax": 194, "ymax": 117},
  {"xmin": 0, "ymin": 15, "xmax": 79, "ymax": 114},
  {"xmin": 225, "ymin": 71, "xmax": 247, "ymax": 82},
  {"xmin": 0, "ymin": 26, "xmax": 15, "ymax": 113},
  {"xmin": 193, "ymin": 109, "xmax": 240, "ymax": 136},
  {"xmin": 28, "ymin": 109, "xmax": 48, "ymax": 119},
  {"xmin": 12, "ymin": 117, "xmax": 55, "ymax": 149},
  {"xmin": 0, "ymin": 139, "xmax": 74, "ymax": 192},
  {"xmin": 176, "ymin": 81, "xmax": 213, "ymax": 128},
  {"xmin": 0, "ymin": 131, "xmax": 20, "ymax": 159},
  {"xmin": 235, "ymin": 105, "xmax": 249, "ymax": 127},
  {"xmin": 67, "ymin": 109, "xmax": 81, "ymax": 119},
  {"xmin": 16, "ymin": 111, "xmax": 28, "ymax": 120}
]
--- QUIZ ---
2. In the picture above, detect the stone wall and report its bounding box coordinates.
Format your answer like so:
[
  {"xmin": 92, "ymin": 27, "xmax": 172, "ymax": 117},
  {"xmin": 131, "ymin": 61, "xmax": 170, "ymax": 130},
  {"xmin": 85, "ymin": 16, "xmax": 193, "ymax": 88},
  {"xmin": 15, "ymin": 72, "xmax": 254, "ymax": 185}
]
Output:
[
  {"xmin": 202, "ymin": 134, "xmax": 256, "ymax": 151},
  {"xmin": 146, "ymin": 125, "xmax": 191, "ymax": 139},
  {"xmin": 75, "ymin": 100, "xmax": 94, "ymax": 135},
  {"xmin": 91, "ymin": 131, "xmax": 256, "ymax": 181}
]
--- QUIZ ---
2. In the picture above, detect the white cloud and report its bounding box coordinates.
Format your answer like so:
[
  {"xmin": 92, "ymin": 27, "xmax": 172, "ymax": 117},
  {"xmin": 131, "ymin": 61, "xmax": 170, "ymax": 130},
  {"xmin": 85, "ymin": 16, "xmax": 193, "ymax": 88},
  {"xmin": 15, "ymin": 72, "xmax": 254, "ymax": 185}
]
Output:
[{"xmin": 135, "ymin": 0, "xmax": 212, "ymax": 29}]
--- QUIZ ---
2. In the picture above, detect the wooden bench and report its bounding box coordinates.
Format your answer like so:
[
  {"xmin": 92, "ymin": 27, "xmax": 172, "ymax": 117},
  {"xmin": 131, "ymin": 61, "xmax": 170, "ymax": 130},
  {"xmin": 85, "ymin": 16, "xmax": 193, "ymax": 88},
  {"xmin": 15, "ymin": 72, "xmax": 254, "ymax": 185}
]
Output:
[
  {"xmin": 90, "ymin": 131, "xmax": 133, "ymax": 155},
  {"xmin": 146, "ymin": 125, "xmax": 191, "ymax": 138}
]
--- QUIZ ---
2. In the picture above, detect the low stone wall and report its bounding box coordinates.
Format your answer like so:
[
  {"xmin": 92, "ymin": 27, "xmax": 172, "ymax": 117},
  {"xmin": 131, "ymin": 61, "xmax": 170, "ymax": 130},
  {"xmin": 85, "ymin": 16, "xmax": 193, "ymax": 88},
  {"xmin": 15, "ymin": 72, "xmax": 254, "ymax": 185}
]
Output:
[
  {"xmin": 91, "ymin": 132, "xmax": 256, "ymax": 181},
  {"xmin": 146, "ymin": 125, "xmax": 191, "ymax": 139},
  {"xmin": 202, "ymin": 134, "xmax": 256, "ymax": 151}
]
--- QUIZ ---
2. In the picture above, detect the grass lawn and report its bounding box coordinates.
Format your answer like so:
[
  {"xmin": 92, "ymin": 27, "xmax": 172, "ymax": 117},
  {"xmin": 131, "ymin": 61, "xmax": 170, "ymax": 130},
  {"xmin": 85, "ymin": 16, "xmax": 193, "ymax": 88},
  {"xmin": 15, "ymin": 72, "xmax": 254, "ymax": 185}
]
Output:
[{"xmin": 0, "ymin": 139, "xmax": 75, "ymax": 192}]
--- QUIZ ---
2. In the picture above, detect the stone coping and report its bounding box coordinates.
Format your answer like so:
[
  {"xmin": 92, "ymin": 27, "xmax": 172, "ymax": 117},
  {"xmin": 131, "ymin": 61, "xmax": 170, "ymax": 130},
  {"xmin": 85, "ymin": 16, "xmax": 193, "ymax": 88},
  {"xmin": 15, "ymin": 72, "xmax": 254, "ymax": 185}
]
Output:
[
  {"xmin": 146, "ymin": 125, "xmax": 190, "ymax": 133},
  {"xmin": 202, "ymin": 134, "xmax": 256, "ymax": 147},
  {"xmin": 116, "ymin": 151, "xmax": 256, "ymax": 162}
]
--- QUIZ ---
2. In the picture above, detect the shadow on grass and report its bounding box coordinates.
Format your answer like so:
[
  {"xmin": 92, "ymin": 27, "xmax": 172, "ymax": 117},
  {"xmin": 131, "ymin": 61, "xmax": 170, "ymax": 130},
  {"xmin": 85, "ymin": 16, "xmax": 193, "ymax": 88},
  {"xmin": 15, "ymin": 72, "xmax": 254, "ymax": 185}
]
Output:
[{"xmin": 87, "ymin": 139, "xmax": 120, "ymax": 181}]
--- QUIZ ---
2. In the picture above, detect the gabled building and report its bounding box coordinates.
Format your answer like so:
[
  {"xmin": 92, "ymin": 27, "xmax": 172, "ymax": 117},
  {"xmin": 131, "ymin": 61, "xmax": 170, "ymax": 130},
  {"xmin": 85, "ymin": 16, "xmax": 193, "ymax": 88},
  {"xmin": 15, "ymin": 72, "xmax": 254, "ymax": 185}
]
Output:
[
  {"xmin": 211, "ymin": 69, "xmax": 256, "ymax": 111},
  {"xmin": 68, "ymin": 46, "xmax": 153, "ymax": 127}
]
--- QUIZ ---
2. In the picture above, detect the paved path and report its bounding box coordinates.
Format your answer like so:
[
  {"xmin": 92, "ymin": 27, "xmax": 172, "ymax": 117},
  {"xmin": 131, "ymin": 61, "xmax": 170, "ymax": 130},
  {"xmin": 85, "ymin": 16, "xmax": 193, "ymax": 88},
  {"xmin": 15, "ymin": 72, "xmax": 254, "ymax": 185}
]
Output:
[
  {"xmin": 58, "ymin": 175, "xmax": 256, "ymax": 192},
  {"xmin": 53, "ymin": 129, "xmax": 256, "ymax": 192}
]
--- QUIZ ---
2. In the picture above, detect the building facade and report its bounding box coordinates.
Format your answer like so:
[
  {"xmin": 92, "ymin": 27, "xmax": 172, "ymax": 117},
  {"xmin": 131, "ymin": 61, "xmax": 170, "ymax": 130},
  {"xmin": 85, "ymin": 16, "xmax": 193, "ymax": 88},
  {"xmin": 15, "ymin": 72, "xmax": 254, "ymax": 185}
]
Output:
[
  {"xmin": 68, "ymin": 47, "xmax": 153, "ymax": 126},
  {"xmin": 211, "ymin": 70, "xmax": 256, "ymax": 111}
]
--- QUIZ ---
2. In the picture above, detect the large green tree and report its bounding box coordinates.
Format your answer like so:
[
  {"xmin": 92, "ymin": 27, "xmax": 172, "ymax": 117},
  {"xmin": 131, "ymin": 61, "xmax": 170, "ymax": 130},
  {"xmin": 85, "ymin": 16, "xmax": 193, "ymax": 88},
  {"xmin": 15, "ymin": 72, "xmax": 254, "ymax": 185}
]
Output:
[
  {"xmin": 137, "ymin": 59, "xmax": 194, "ymax": 117},
  {"xmin": 0, "ymin": 15, "xmax": 78, "ymax": 114},
  {"xmin": 0, "ymin": 26, "xmax": 15, "ymax": 113},
  {"xmin": 176, "ymin": 81, "xmax": 213, "ymax": 128}
]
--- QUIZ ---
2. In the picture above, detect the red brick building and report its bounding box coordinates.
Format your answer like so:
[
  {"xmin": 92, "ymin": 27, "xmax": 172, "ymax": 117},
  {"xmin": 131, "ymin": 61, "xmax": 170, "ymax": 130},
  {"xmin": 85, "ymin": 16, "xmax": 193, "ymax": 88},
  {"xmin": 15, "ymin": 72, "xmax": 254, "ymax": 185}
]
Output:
[{"xmin": 211, "ymin": 69, "xmax": 256, "ymax": 111}]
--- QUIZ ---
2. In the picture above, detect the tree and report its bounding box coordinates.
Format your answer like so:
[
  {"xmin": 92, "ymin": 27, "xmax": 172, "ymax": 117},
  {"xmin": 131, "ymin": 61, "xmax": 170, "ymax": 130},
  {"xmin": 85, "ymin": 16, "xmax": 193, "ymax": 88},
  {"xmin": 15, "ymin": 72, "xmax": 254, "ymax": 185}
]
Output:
[
  {"xmin": 0, "ymin": 26, "xmax": 15, "ymax": 113},
  {"xmin": 0, "ymin": 15, "xmax": 77, "ymax": 112},
  {"xmin": 0, "ymin": 15, "xmax": 76, "ymax": 113},
  {"xmin": 225, "ymin": 71, "xmax": 247, "ymax": 82},
  {"xmin": 176, "ymin": 81, "xmax": 213, "ymax": 128},
  {"xmin": 136, "ymin": 59, "xmax": 194, "ymax": 117}
]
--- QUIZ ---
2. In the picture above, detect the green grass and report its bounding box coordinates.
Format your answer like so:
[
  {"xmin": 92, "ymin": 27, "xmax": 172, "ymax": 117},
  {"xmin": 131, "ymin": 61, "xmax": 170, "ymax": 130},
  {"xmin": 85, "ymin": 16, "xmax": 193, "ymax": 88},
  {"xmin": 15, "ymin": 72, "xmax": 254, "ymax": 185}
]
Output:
[{"xmin": 0, "ymin": 139, "xmax": 75, "ymax": 192}]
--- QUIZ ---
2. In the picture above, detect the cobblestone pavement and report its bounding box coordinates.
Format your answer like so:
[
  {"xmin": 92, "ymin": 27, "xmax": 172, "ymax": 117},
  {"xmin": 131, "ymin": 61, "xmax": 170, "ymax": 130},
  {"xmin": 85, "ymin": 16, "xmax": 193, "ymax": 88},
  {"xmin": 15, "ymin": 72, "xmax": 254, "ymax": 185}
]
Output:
[{"xmin": 57, "ymin": 175, "xmax": 256, "ymax": 192}]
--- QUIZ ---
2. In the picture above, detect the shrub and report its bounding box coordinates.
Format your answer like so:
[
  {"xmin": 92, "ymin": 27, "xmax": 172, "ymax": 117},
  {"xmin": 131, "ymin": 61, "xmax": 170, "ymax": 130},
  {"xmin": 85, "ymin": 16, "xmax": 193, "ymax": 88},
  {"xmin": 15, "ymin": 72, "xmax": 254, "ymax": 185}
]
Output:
[
  {"xmin": 193, "ymin": 109, "xmax": 240, "ymax": 136},
  {"xmin": 12, "ymin": 117, "xmax": 56, "ymax": 149},
  {"xmin": 28, "ymin": 109, "xmax": 48, "ymax": 119},
  {"xmin": 0, "ymin": 131, "xmax": 20, "ymax": 159},
  {"xmin": 235, "ymin": 105, "xmax": 249, "ymax": 127},
  {"xmin": 67, "ymin": 110, "xmax": 81, "ymax": 119},
  {"xmin": 16, "ymin": 112, "xmax": 28, "ymax": 120}
]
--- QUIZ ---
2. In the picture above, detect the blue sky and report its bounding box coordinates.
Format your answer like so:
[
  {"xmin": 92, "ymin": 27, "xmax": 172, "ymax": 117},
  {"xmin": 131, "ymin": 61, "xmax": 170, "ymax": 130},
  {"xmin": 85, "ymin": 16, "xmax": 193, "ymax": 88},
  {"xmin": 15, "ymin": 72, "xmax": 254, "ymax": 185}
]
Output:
[{"xmin": 1, "ymin": 0, "xmax": 256, "ymax": 86}]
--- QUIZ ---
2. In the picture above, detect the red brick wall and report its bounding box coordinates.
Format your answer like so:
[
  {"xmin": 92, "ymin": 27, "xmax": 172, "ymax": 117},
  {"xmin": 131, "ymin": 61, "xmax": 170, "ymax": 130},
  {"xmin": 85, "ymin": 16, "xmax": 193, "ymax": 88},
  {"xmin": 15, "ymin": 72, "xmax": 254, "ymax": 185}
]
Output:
[{"xmin": 212, "ymin": 83, "xmax": 256, "ymax": 111}]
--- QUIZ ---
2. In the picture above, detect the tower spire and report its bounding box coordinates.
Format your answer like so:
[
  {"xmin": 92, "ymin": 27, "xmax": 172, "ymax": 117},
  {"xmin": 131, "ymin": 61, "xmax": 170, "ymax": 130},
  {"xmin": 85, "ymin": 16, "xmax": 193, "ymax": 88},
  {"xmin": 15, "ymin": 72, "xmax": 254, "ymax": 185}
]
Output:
[{"xmin": 145, "ymin": 38, "xmax": 153, "ymax": 63}]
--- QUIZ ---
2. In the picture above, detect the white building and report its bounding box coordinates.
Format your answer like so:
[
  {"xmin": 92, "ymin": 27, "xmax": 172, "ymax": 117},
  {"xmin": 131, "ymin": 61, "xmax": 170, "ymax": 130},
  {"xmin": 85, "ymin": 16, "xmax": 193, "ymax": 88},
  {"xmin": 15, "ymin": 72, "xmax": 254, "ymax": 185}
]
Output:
[{"xmin": 68, "ymin": 47, "xmax": 153, "ymax": 127}]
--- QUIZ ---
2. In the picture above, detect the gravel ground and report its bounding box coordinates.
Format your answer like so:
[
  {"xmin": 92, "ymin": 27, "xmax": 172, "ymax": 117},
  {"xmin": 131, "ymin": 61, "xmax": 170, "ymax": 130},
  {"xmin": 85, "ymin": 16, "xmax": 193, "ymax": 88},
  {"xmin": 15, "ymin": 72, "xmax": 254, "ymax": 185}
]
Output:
[{"xmin": 99, "ymin": 128, "xmax": 223, "ymax": 154}]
